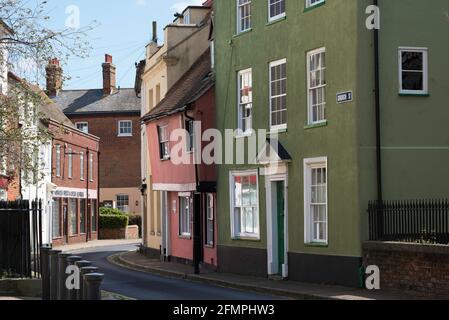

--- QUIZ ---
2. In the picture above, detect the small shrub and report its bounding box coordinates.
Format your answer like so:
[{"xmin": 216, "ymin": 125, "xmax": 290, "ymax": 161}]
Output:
[
  {"xmin": 100, "ymin": 207, "xmax": 126, "ymax": 216},
  {"xmin": 99, "ymin": 214, "xmax": 129, "ymax": 229}
]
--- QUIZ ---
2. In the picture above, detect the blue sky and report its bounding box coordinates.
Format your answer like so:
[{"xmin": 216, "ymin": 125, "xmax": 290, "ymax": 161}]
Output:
[{"xmin": 44, "ymin": 0, "xmax": 203, "ymax": 90}]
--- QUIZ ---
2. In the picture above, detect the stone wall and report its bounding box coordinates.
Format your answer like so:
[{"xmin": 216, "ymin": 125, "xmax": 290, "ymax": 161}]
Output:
[
  {"xmin": 100, "ymin": 225, "xmax": 139, "ymax": 240},
  {"xmin": 363, "ymin": 241, "xmax": 449, "ymax": 297}
]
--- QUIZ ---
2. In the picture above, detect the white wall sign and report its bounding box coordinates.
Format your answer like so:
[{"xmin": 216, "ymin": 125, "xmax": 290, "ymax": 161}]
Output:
[{"xmin": 337, "ymin": 91, "xmax": 353, "ymax": 104}]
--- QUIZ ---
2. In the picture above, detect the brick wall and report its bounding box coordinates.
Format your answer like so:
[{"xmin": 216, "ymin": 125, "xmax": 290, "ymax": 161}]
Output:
[
  {"xmin": 363, "ymin": 241, "xmax": 449, "ymax": 297},
  {"xmin": 66, "ymin": 113, "xmax": 141, "ymax": 189}
]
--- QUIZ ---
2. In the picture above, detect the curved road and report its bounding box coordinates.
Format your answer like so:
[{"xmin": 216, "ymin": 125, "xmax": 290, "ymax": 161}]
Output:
[{"xmin": 70, "ymin": 244, "xmax": 282, "ymax": 300}]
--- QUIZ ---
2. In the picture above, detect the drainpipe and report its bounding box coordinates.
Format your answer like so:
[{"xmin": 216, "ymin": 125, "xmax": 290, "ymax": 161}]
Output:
[
  {"xmin": 86, "ymin": 148, "xmax": 90, "ymax": 242},
  {"xmin": 185, "ymin": 110, "xmax": 201, "ymax": 274},
  {"xmin": 374, "ymin": 0, "xmax": 384, "ymax": 238}
]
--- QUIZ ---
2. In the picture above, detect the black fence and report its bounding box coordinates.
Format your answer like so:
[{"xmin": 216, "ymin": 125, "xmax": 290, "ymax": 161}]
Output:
[
  {"xmin": 0, "ymin": 200, "xmax": 43, "ymax": 278},
  {"xmin": 368, "ymin": 199, "xmax": 449, "ymax": 245}
]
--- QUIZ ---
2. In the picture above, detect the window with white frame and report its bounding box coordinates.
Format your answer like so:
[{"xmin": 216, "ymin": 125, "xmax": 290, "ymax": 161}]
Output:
[
  {"xmin": 304, "ymin": 157, "xmax": 328, "ymax": 244},
  {"xmin": 183, "ymin": 9, "xmax": 191, "ymax": 24},
  {"xmin": 230, "ymin": 171, "xmax": 259, "ymax": 239},
  {"xmin": 89, "ymin": 153, "xmax": 94, "ymax": 181},
  {"xmin": 116, "ymin": 194, "xmax": 129, "ymax": 213},
  {"xmin": 118, "ymin": 120, "xmax": 133, "ymax": 137},
  {"xmin": 270, "ymin": 59, "xmax": 287, "ymax": 130},
  {"xmin": 76, "ymin": 122, "xmax": 89, "ymax": 134},
  {"xmin": 68, "ymin": 148, "xmax": 73, "ymax": 179},
  {"xmin": 69, "ymin": 198, "xmax": 78, "ymax": 235},
  {"xmin": 206, "ymin": 194, "xmax": 214, "ymax": 246},
  {"xmin": 269, "ymin": 0, "xmax": 286, "ymax": 21},
  {"xmin": 55, "ymin": 145, "xmax": 61, "ymax": 177},
  {"xmin": 237, "ymin": 0, "xmax": 251, "ymax": 33},
  {"xmin": 0, "ymin": 189, "xmax": 7, "ymax": 201},
  {"xmin": 158, "ymin": 125, "xmax": 170, "ymax": 160},
  {"xmin": 307, "ymin": 48, "xmax": 326, "ymax": 125},
  {"xmin": 80, "ymin": 152, "xmax": 84, "ymax": 180},
  {"xmin": 52, "ymin": 199, "xmax": 61, "ymax": 238},
  {"xmin": 237, "ymin": 69, "xmax": 253, "ymax": 135},
  {"xmin": 399, "ymin": 48, "xmax": 428, "ymax": 95},
  {"xmin": 179, "ymin": 197, "xmax": 192, "ymax": 237},
  {"xmin": 306, "ymin": 0, "xmax": 325, "ymax": 9}
]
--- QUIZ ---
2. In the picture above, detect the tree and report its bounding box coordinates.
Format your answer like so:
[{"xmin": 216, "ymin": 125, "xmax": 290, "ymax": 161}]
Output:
[{"xmin": 0, "ymin": 0, "xmax": 95, "ymax": 192}]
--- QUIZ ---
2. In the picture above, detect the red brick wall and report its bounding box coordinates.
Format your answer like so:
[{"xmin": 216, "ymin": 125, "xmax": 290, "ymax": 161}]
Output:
[
  {"xmin": 363, "ymin": 241, "xmax": 449, "ymax": 297},
  {"xmin": 65, "ymin": 113, "xmax": 141, "ymax": 189}
]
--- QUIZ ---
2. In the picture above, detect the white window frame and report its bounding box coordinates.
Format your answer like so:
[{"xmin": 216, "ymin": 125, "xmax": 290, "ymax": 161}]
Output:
[
  {"xmin": 398, "ymin": 47, "xmax": 428, "ymax": 95},
  {"xmin": 304, "ymin": 157, "xmax": 328, "ymax": 244},
  {"xmin": 118, "ymin": 120, "xmax": 133, "ymax": 137},
  {"xmin": 89, "ymin": 153, "xmax": 94, "ymax": 182},
  {"xmin": 55, "ymin": 145, "xmax": 61, "ymax": 177},
  {"xmin": 179, "ymin": 196, "xmax": 192, "ymax": 237},
  {"xmin": 206, "ymin": 193, "xmax": 214, "ymax": 246},
  {"xmin": 116, "ymin": 194, "xmax": 129, "ymax": 213},
  {"xmin": 75, "ymin": 122, "xmax": 89, "ymax": 134},
  {"xmin": 158, "ymin": 125, "xmax": 170, "ymax": 160},
  {"xmin": 80, "ymin": 152, "xmax": 84, "ymax": 181},
  {"xmin": 68, "ymin": 148, "xmax": 73, "ymax": 179},
  {"xmin": 307, "ymin": 47, "xmax": 327, "ymax": 125},
  {"xmin": 269, "ymin": 58, "xmax": 287, "ymax": 131},
  {"xmin": 268, "ymin": 0, "xmax": 286, "ymax": 22},
  {"xmin": 237, "ymin": 68, "xmax": 253, "ymax": 136},
  {"xmin": 306, "ymin": 0, "xmax": 325, "ymax": 9},
  {"xmin": 237, "ymin": 0, "xmax": 252, "ymax": 33},
  {"xmin": 229, "ymin": 170, "xmax": 260, "ymax": 240}
]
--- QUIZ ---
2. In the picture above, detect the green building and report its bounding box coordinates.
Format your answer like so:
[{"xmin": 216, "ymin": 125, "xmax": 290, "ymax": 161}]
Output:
[{"xmin": 214, "ymin": 0, "xmax": 449, "ymax": 286}]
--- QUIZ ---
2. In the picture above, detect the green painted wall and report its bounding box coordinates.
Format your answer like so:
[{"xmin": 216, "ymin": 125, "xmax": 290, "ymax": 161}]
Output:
[{"xmin": 215, "ymin": 0, "xmax": 365, "ymax": 258}]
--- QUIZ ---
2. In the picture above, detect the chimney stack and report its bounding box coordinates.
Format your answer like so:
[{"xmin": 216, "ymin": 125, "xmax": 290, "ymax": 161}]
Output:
[
  {"xmin": 46, "ymin": 58, "xmax": 62, "ymax": 97},
  {"xmin": 102, "ymin": 54, "xmax": 116, "ymax": 95}
]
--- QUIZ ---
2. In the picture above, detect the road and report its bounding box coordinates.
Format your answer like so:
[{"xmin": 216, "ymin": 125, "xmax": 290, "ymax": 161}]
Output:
[{"xmin": 71, "ymin": 244, "xmax": 282, "ymax": 300}]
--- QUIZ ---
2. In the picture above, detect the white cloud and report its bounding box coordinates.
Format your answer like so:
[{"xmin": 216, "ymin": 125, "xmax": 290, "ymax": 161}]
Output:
[
  {"xmin": 171, "ymin": 0, "xmax": 203, "ymax": 13},
  {"xmin": 136, "ymin": 0, "xmax": 146, "ymax": 6}
]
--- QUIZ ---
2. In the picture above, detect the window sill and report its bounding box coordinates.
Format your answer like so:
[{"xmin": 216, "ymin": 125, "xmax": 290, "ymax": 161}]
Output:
[
  {"xmin": 118, "ymin": 134, "xmax": 133, "ymax": 138},
  {"xmin": 179, "ymin": 235, "xmax": 192, "ymax": 240},
  {"xmin": 304, "ymin": 121, "xmax": 328, "ymax": 130},
  {"xmin": 304, "ymin": 1, "xmax": 326, "ymax": 13},
  {"xmin": 231, "ymin": 236, "xmax": 261, "ymax": 242},
  {"xmin": 235, "ymin": 131, "xmax": 255, "ymax": 139},
  {"xmin": 268, "ymin": 127, "xmax": 288, "ymax": 135},
  {"xmin": 204, "ymin": 244, "xmax": 214, "ymax": 249},
  {"xmin": 266, "ymin": 16, "xmax": 286, "ymax": 26},
  {"xmin": 305, "ymin": 242, "xmax": 328, "ymax": 248},
  {"xmin": 399, "ymin": 93, "xmax": 430, "ymax": 97},
  {"xmin": 160, "ymin": 157, "xmax": 171, "ymax": 161},
  {"xmin": 233, "ymin": 28, "xmax": 252, "ymax": 38}
]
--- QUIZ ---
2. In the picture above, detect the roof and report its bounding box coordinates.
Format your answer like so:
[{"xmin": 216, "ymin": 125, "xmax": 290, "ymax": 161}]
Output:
[
  {"xmin": 142, "ymin": 48, "xmax": 213, "ymax": 122},
  {"xmin": 7, "ymin": 72, "xmax": 74, "ymax": 128},
  {"xmin": 52, "ymin": 88, "xmax": 141, "ymax": 115}
]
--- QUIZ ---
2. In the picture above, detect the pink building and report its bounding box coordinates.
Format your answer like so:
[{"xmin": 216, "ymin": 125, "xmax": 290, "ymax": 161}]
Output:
[{"xmin": 142, "ymin": 49, "xmax": 217, "ymax": 269}]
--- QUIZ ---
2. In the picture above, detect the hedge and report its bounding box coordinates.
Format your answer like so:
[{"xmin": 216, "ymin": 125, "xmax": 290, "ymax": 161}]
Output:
[
  {"xmin": 99, "ymin": 214, "xmax": 129, "ymax": 229},
  {"xmin": 128, "ymin": 214, "xmax": 142, "ymax": 237},
  {"xmin": 100, "ymin": 207, "xmax": 126, "ymax": 216}
]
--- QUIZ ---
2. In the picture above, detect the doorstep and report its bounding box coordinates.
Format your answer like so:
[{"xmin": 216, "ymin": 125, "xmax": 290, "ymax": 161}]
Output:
[{"xmin": 109, "ymin": 251, "xmax": 426, "ymax": 301}]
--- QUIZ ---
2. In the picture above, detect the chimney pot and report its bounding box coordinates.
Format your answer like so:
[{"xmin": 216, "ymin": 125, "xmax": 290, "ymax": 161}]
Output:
[
  {"xmin": 105, "ymin": 54, "xmax": 113, "ymax": 64},
  {"xmin": 152, "ymin": 21, "xmax": 157, "ymax": 43},
  {"xmin": 46, "ymin": 58, "xmax": 62, "ymax": 97}
]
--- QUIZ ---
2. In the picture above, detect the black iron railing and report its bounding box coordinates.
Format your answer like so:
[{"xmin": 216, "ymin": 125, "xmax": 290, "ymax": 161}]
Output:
[
  {"xmin": 0, "ymin": 200, "xmax": 43, "ymax": 278},
  {"xmin": 368, "ymin": 199, "xmax": 449, "ymax": 245}
]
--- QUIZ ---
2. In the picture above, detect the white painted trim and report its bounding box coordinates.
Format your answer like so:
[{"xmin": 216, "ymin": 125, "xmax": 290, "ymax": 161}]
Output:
[
  {"xmin": 118, "ymin": 120, "xmax": 133, "ymax": 137},
  {"xmin": 306, "ymin": 0, "xmax": 325, "ymax": 9},
  {"xmin": 269, "ymin": 58, "xmax": 287, "ymax": 131},
  {"xmin": 236, "ymin": 0, "xmax": 252, "ymax": 34},
  {"xmin": 306, "ymin": 47, "xmax": 327, "ymax": 125},
  {"xmin": 265, "ymin": 172, "xmax": 288, "ymax": 278},
  {"xmin": 237, "ymin": 68, "xmax": 253, "ymax": 135},
  {"xmin": 152, "ymin": 183, "xmax": 196, "ymax": 192},
  {"xmin": 303, "ymin": 157, "xmax": 328, "ymax": 245},
  {"xmin": 398, "ymin": 47, "xmax": 428, "ymax": 95},
  {"xmin": 268, "ymin": 0, "xmax": 286, "ymax": 22}
]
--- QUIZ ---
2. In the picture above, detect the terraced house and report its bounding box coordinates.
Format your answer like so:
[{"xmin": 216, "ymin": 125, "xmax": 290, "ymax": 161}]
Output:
[{"xmin": 214, "ymin": 0, "xmax": 449, "ymax": 287}]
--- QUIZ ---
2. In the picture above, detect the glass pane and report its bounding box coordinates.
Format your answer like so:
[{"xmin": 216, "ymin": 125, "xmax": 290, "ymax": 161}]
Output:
[
  {"xmin": 402, "ymin": 71, "xmax": 423, "ymax": 91},
  {"xmin": 402, "ymin": 52, "xmax": 423, "ymax": 70}
]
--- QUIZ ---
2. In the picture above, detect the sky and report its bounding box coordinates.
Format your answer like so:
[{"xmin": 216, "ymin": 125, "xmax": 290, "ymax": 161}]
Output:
[{"xmin": 42, "ymin": 0, "xmax": 204, "ymax": 90}]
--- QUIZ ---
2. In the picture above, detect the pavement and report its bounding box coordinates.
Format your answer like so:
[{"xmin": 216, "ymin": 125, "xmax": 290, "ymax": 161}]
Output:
[
  {"xmin": 54, "ymin": 239, "xmax": 142, "ymax": 253},
  {"xmin": 111, "ymin": 250, "xmax": 428, "ymax": 301}
]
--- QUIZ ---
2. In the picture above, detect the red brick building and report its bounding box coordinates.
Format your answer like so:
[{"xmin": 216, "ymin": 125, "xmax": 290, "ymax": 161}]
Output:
[
  {"xmin": 49, "ymin": 119, "xmax": 100, "ymax": 246},
  {"xmin": 47, "ymin": 56, "xmax": 142, "ymax": 214}
]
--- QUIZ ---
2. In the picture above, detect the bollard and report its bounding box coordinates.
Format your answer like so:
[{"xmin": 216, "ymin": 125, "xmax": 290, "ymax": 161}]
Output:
[
  {"xmin": 84, "ymin": 273, "xmax": 104, "ymax": 301},
  {"xmin": 57, "ymin": 253, "xmax": 72, "ymax": 300},
  {"xmin": 49, "ymin": 250, "xmax": 62, "ymax": 300},
  {"xmin": 80, "ymin": 266, "xmax": 99, "ymax": 300},
  {"xmin": 40, "ymin": 246, "xmax": 52, "ymax": 300},
  {"xmin": 66, "ymin": 256, "xmax": 83, "ymax": 300},
  {"xmin": 74, "ymin": 261, "xmax": 91, "ymax": 300}
]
